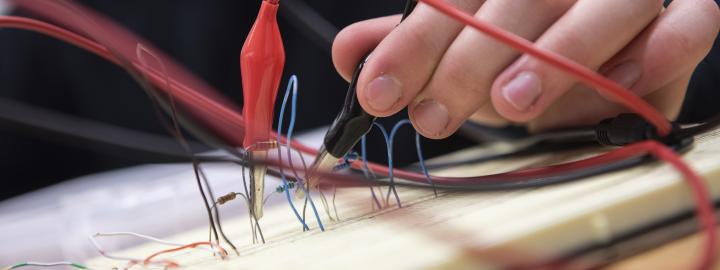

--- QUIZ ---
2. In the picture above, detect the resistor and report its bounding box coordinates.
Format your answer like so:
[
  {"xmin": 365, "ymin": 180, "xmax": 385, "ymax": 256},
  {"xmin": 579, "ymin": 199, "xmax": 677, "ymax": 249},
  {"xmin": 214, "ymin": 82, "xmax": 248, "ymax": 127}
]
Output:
[
  {"xmin": 333, "ymin": 151, "xmax": 360, "ymax": 171},
  {"xmin": 216, "ymin": 192, "xmax": 238, "ymax": 206},
  {"xmin": 275, "ymin": 182, "xmax": 296, "ymax": 193}
]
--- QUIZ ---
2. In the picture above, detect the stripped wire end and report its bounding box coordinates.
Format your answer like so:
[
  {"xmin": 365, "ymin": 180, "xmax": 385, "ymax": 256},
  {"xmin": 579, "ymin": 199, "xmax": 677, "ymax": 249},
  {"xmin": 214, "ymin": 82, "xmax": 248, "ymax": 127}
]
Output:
[{"xmin": 142, "ymin": 242, "xmax": 226, "ymax": 268}]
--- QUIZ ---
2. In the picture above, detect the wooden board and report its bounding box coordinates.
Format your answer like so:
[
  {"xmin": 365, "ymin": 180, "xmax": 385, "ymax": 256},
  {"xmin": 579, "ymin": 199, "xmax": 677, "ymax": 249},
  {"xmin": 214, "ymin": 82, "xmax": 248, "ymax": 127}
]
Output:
[{"xmin": 85, "ymin": 128, "xmax": 720, "ymax": 269}]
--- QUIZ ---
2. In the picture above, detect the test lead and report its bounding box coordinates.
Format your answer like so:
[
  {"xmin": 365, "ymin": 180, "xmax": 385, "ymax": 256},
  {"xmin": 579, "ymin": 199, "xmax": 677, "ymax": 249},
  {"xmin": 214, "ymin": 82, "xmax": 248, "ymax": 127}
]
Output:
[
  {"xmin": 241, "ymin": 0, "xmax": 285, "ymax": 220},
  {"xmin": 308, "ymin": 0, "xmax": 417, "ymax": 187}
]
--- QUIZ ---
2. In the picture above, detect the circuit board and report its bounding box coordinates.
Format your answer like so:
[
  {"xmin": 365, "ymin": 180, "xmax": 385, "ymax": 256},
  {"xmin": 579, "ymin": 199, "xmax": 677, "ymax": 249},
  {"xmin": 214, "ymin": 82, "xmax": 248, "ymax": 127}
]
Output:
[{"xmin": 84, "ymin": 128, "xmax": 720, "ymax": 269}]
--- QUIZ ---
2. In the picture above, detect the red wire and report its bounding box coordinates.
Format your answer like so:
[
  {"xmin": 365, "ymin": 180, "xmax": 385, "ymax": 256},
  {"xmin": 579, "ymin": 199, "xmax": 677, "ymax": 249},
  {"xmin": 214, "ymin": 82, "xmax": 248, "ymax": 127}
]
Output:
[
  {"xmin": 310, "ymin": 141, "xmax": 717, "ymax": 269},
  {"xmin": 417, "ymin": 0, "xmax": 672, "ymax": 136},
  {"xmin": 0, "ymin": 16, "xmax": 669, "ymax": 183},
  {"xmin": 409, "ymin": 2, "xmax": 714, "ymax": 268},
  {"xmin": 0, "ymin": 17, "xmax": 117, "ymax": 64},
  {"xmin": 0, "ymin": 16, "xmax": 248, "ymax": 146},
  {"xmin": 0, "ymin": 3, "xmax": 714, "ymax": 267},
  {"xmin": 618, "ymin": 141, "xmax": 717, "ymax": 270}
]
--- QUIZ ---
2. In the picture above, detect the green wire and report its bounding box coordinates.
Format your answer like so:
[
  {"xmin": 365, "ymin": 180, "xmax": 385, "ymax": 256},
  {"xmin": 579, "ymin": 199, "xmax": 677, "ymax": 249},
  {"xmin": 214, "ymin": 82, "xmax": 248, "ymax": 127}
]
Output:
[
  {"xmin": 71, "ymin": 263, "xmax": 88, "ymax": 269},
  {"xmin": 9, "ymin": 263, "xmax": 27, "ymax": 269},
  {"xmin": 8, "ymin": 262, "xmax": 89, "ymax": 269}
]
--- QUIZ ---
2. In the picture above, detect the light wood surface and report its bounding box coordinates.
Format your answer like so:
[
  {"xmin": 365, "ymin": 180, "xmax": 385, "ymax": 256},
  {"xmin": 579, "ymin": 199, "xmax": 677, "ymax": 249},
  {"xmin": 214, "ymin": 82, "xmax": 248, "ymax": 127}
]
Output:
[
  {"xmin": 609, "ymin": 227, "xmax": 720, "ymax": 270},
  {"xmin": 85, "ymin": 128, "xmax": 720, "ymax": 269}
]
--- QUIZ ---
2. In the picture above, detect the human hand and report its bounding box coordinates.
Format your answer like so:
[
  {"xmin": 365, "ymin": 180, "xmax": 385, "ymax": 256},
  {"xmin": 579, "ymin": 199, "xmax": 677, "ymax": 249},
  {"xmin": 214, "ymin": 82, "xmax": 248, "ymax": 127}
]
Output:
[{"xmin": 332, "ymin": 0, "xmax": 720, "ymax": 138}]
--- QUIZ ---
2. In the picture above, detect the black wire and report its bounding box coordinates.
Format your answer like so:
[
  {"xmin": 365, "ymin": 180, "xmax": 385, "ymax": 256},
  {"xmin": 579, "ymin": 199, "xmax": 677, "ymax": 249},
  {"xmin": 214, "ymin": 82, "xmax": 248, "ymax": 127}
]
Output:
[
  {"xmin": 0, "ymin": 97, "xmax": 208, "ymax": 162},
  {"xmin": 198, "ymin": 165, "xmax": 239, "ymax": 253},
  {"xmin": 676, "ymin": 114, "xmax": 720, "ymax": 138},
  {"xmin": 6, "ymin": 0, "xmax": 715, "ymax": 193},
  {"xmin": 430, "ymin": 113, "xmax": 720, "ymax": 173},
  {"xmin": 357, "ymin": 136, "xmax": 695, "ymax": 191},
  {"xmin": 270, "ymin": 0, "xmax": 720, "ymax": 194},
  {"xmin": 402, "ymin": 0, "xmax": 418, "ymax": 21},
  {"xmin": 279, "ymin": 0, "xmax": 338, "ymax": 54},
  {"xmin": 191, "ymin": 160, "xmax": 221, "ymax": 246},
  {"xmin": 406, "ymin": 139, "xmax": 594, "ymax": 171},
  {"xmin": 370, "ymin": 156, "xmax": 649, "ymax": 191},
  {"xmin": 52, "ymin": 0, "xmax": 243, "ymax": 251}
]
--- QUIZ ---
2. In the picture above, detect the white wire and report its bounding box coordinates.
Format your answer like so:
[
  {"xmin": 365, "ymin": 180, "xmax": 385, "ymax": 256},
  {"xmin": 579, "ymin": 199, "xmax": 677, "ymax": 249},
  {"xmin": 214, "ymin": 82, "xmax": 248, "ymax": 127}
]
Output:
[
  {"xmin": 93, "ymin": 232, "xmax": 190, "ymax": 248},
  {"xmin": 88, "ymin": 234, "xmax": 147, "ymax": 263},
  {"xmin": 88, "ymin": 232, "xmax": 218, "ymax": 268}
]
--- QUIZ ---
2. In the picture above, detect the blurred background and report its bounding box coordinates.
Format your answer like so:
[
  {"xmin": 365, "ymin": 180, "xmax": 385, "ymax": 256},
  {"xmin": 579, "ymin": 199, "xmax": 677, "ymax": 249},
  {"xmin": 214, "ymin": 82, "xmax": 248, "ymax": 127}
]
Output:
[
  {"xmin": 0, "ymin": 0, "xmax": 718, "ymax": 201},
  {"xmin": 0, "ymin": 0, "xmax": 478, "ymax": 202}
]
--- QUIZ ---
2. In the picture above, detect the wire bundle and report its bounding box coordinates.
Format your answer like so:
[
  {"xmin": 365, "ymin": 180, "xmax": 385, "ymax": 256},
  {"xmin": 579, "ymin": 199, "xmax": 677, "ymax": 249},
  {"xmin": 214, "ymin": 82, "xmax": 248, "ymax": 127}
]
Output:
[{"xmin": 0, "ymin": 0, "xmax": 715, "ymax": 268}]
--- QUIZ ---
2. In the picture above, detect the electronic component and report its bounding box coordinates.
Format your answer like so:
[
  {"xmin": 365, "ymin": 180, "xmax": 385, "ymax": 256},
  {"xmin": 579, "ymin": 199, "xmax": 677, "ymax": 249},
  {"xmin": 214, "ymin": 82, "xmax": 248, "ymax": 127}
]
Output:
[
  {"xmin": 241, "ymin": 0, "xmax": 286, "ymax": 220},
  {"xmin": 307, "ymin": 0, "xmax": 418, "ymax": 188},
  {"xmin": 2, "ymin": 0, "xmax": 716, "ymax": 267}
]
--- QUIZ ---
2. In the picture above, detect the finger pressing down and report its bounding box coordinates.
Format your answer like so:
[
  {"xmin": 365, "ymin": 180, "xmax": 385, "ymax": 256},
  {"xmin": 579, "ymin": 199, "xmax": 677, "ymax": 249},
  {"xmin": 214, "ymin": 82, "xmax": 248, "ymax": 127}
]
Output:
[
  {"xmin": 599, "ymin": 0, "xmax": 720, "ymax": 99},
  {"xmin": 355, "ymin": 0, "xmax": 484, "ymax": 118},
  {"xmin": 490, "ymin": 0, "xmax": 664, "ymax": 122},
  {"xmin": 529, "ymin": 0, "xmax": 720, "ymax": 131},
  {"xmin": 410, "ymin": 0, "xmax": 576, "ymax": 139}
]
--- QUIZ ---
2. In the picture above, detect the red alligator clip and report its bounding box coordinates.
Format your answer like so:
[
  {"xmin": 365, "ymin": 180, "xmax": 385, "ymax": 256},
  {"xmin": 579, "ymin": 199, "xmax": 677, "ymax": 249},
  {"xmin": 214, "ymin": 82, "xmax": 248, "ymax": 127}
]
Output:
[{"xmin": 241, "ymin": 0, "xmax": 285, "ymax": 150}]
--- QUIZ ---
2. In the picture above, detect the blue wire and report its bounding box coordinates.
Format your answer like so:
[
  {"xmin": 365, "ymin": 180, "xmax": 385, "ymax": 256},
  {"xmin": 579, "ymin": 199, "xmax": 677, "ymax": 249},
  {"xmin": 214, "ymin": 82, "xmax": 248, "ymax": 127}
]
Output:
[
  {"xmin": 362, "ymin": 120, "xmax": 437, "ymax": 208},
  {"xmin": 414, "ymin": 132, "xmax": 438, "ymax": 197},
  {"xmin": 276, "ymin": 75, "xmax": 309, "ymax": 231},
  {"xmin": 361, "ymin": 136, "xmax": 372, "ymax": 178},
  {"xmin": 279, "ymin": 75, "xmax": 325, "ymax": 231},
  {"xmin": 372, "ymin": 122, "xmax": 402, "ymax": 207},
  {"xmin": 388, "ymin": 120, "xmax": 437, "ymax": 200},
  {"xmin": 333, "ymin": 152, "xmax": 359, "ymax": 171},
  {"xmin": 361, "ymin": 135, "xmax": 383, "ymax": 209},
  {"xmin": 388, "ymin": 120, "xmax": 414, "ymax": 207},
  {"xmin": 277, "ymin": 77, "xmax": 437, "ymax": 227}
]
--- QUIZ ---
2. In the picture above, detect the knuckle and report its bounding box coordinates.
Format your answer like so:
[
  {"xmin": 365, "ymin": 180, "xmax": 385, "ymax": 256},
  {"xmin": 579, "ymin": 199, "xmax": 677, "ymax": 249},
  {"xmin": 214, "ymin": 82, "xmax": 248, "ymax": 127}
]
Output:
[
  {"xmin": 441, "ymin": 60, "xmax": 487, "ymax": 94},
  {"xmin": 401, "ymin": 25, "xmax": 444, "ymax": 54},
  {"xmin": 429, "ymin": 60, "xmax": 494, "ymax": 115},
  {"xmin": 548, "ymin": 29, "xmax": 591, "ymax": 63}
]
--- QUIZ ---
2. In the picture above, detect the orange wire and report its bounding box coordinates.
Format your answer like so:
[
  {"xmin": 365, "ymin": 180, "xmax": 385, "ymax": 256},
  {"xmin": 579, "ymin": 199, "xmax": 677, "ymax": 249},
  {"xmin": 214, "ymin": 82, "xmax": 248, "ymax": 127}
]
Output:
[{"xmin": 142, "ymin": 241, "xmax": 227, "ymax": 268}]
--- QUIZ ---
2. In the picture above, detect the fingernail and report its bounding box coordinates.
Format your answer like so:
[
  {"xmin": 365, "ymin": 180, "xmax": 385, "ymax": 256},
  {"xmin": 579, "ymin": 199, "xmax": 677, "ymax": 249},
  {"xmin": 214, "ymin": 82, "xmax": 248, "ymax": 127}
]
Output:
[
  {"xmin": 502, "ymin": 71, "xmax": 542, "ymax": 112},
  {"xmin": 412, "ymin": 100, "xmax": 449, "ymax": 136},
  {"xmin": 365, "ymin": 75, "xmax": 402, "ymax": 112},
  {"xmin": 604, "ymin": 61, "xmax": 642, "ymax": 89}
]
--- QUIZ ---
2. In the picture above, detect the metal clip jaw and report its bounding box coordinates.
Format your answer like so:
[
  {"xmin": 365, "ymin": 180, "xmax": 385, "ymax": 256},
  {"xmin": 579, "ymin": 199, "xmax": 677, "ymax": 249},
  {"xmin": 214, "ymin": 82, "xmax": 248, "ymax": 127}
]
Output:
[{"xmin": 246, "ymin": 140, "xmax": 278, "ymax": 220}]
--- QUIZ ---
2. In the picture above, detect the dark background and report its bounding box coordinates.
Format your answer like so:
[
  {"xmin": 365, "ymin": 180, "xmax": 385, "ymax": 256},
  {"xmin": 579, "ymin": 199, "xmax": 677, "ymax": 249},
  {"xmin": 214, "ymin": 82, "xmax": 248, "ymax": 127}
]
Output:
[{"xmin": 0, "ymin": 0, "xmax": 717, "ymax": 201}]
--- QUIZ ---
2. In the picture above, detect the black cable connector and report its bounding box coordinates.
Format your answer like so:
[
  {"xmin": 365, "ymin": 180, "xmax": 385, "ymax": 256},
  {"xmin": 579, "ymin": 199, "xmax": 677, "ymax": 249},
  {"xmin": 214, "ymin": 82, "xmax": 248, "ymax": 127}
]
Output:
[
  {"xmin": 595, "ymin": 114, "xmax": 684, "ymax": 146},
  {"xmin": 323, "ymin": 58, "xmax": 376, "ymax": 158},
  {"xmin": 319, "ymin": 0, "xmax": 418, "ymax": 160}
]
